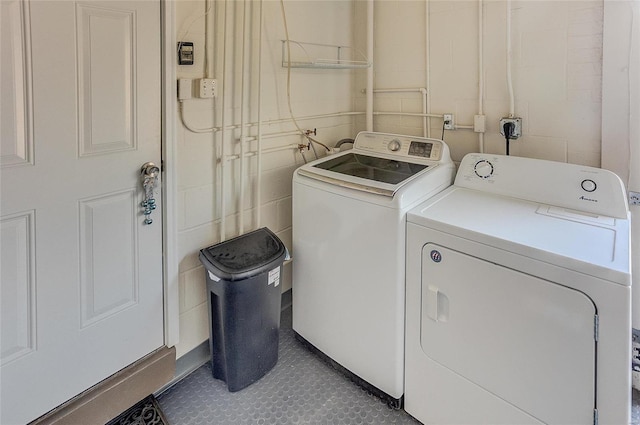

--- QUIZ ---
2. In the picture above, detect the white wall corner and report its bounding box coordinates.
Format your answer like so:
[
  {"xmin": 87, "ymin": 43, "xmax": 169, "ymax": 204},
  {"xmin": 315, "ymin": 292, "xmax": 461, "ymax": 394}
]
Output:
[
  {"xmin": 602, "ymin": 0, "xmax": 640, "ymax": 392},
  {"xmin": 601, "ymin": 1, "xmax": 632, "ymax": 183}
]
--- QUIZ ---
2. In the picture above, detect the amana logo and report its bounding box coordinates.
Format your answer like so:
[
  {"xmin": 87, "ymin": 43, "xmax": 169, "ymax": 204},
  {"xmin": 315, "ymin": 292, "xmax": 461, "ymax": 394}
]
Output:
[{"xmin": 579, "ymin": 195, "xmax": 598, "ymax": 203}]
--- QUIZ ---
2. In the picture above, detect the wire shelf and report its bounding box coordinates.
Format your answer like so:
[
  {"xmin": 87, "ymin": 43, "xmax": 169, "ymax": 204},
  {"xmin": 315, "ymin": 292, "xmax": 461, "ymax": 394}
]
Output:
[{"xmin": 281, "ymin": 40, "xmax": 371, "ymax": 70}]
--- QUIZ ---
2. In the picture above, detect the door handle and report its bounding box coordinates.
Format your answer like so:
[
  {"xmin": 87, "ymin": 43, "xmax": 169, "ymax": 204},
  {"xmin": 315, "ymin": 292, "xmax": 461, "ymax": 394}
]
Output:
[
  {"xmin": 140, "ymin": 162, "xmax": 159, "ymax": 225},
  {"xmin": 425, "ymin": 285, "xmax": 449, "ymax": 322}
]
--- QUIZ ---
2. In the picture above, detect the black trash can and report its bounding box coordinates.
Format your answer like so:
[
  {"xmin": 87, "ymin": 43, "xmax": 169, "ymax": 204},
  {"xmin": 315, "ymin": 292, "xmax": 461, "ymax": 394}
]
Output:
[{"xmin": 199, "ymin": 227, "xmax": 287, "ymax": 392}]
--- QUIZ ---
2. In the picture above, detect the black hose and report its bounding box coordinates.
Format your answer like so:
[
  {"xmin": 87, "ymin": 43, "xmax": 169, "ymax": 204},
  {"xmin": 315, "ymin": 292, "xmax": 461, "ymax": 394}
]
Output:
[{"xmin": 335, "ymin": 138, "xmax": 355, "ymax": 149}]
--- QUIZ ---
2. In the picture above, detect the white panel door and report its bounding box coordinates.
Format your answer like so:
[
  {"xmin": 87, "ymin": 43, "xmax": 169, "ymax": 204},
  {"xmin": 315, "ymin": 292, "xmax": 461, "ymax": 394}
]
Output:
[{"xmin": 0, "ymin": 1, "xmax": 163, "ymax": 423}]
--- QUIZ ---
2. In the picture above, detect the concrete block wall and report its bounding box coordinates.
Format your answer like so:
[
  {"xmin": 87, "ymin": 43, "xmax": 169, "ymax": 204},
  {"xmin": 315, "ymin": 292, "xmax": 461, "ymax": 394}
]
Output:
[
  {"xmin": 173, "ymin": 0, "xmax": 629, "ymax": 362},
  {"xmin": 174, "ymin": 0, "xmax": 358, "ymax": 359},
  {"xmin": 353, "ymin": 0, "xmax": 605, "ymax": 166}
]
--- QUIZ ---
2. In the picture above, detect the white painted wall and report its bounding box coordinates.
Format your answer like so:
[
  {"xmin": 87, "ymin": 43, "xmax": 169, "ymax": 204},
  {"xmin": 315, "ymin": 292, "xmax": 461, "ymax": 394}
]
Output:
[
  {"xmin": 173, "ymin": 0, "xmax": 634, "ymax": 361},
  {"xmin": 174, "ymin": 0, "xmax": 358, "ymax": 358}
]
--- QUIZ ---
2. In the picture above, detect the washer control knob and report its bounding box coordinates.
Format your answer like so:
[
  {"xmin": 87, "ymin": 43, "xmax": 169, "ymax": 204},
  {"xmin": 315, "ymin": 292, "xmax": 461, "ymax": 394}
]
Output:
[
  {"xmin": 474, "ymin": 160, "xmax": 494, "ymax": 179},
  {"xmin": 388, "ymin": 139, "xmax": 401, "ymax": 152},
  {"xmin": 581, "ymin": 179, "xmax": 597, "ymax": 192}
]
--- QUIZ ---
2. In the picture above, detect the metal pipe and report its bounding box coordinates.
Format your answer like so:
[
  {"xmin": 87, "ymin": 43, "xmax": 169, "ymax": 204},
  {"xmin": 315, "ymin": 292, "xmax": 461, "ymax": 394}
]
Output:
[
  {"xmin": 239, "ymin": 0, "xmax": 249, "ymax": 234},
  {"xmin": 224, "ymin": 143, "xmax": 302, "ymax": 161},
  {"xmin": 425, "ymin": 0, "xmax": 432, "ymax": 137},
  {"xmin": 219, "ymin": 0, "xmax": 228, "ymax": 242},
  {"xmin": 373, "ymin": 111, "xmax": 444, "ymax": 118},
  {"xmin": 246, "ymin": 130, "xmax": 308, "ymax": 141},
  {"xmin": 506, "ymin": 0, "xmax": 515, "ymax": 117},
  {"xmin": 181, "ymin": 110, "xmax": 363, "ymax": 134},
  {"xmin": 366, "ymin": 0, "xmax": 374, "ymax": 131},
  {"xmin": 422, "ymin": 88, "xmax": 428, "ymax": 138},
  {"xmin": 478, "ymin": 0, "xmax": 485, "ymax": 152},
  {"xmin": 204, "ymin": 0, "xmax": 212, "ymax": 78},
  {"xmin": 371, "ymin": 88, "xmax": 425, "ymax": 93},
  {"xmin": 256, "ymin": 0, "xmax": 264, "ymax": 228},
  {"xmin": 368, "ymin": 87, "xmax": 429, "ymax": 137}
]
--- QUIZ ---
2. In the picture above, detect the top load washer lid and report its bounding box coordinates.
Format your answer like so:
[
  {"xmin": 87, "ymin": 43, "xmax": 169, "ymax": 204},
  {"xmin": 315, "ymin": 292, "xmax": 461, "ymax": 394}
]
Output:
[
  {"xmin": 296, "ymin": 131, "xmax": 452, "ymax": 197},
  {"xmin": 312, "ymin": 153, "xmax": 428, "ymax": 184},
  {"xmin": 407, "ymin": 153, "xmax": 631, "ymax": 285}
]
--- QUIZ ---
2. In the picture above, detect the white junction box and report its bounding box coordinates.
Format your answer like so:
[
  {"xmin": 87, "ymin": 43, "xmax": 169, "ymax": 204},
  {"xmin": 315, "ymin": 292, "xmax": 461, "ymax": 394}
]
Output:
[
  {"xmin": 474, "ymin": 115, "xmax": 486, "ymax": 133},
  {"xmin": 178, "ymin": 78, "xmax": 192, "ymax": 100},
  {"xmin": 197, "ymin": 78, "xmax": 217, "ymax": 98},
  {"xmin": 178, "ymin": 78, "xmax": 218, "ymax": 100}
]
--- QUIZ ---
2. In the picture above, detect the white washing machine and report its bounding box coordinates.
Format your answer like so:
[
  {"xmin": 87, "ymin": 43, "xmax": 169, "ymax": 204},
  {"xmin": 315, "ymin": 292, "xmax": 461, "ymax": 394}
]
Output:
[
  {"xmin": 292, "ymin": 131, "xmax": 455, "ymax": 406},
  {"xmin": 405, "ymin": 153, "xmax": 631, "ymax": 424}
]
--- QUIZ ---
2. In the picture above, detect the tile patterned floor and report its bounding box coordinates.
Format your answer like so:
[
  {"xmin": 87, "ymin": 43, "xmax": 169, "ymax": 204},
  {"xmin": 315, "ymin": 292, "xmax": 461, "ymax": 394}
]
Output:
[
  {"xmin": 158, "ymin": 306, "xmax": 640, "ymax": 424},
  {"xmin": 157, "ymin": 306, "xmax": 418, "ymax": 425}
]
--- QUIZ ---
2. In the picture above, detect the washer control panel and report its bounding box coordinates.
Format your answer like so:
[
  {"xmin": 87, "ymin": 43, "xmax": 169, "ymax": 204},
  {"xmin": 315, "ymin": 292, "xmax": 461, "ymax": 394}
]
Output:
[
  {"xmin": 387, "ymin": 139, "xmax": 402, "ymax": 152},
  {"xmin": 353, "ymin": 131, "xmax": 450, "ymax": 163},
  {"xmin": 455, "ymin": 153, "xmax": 629, "ymax": 219}
]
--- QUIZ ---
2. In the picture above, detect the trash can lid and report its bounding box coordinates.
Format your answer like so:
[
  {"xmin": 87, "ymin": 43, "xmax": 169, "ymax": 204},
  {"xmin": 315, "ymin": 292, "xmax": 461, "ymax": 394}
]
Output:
[{"xmin": 199, "ymin": 227, "xmax": 287, "ymax": 281}]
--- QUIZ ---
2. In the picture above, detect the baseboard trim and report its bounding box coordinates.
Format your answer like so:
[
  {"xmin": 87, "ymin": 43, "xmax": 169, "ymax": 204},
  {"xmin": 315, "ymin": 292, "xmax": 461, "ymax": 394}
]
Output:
[
  {"xmin": 156, "ymin": 340, "xmax": 210, "ymax": 395},
  {"xmin": 30, "ymin": 346, "xmax": 176, "ymax": 425}
]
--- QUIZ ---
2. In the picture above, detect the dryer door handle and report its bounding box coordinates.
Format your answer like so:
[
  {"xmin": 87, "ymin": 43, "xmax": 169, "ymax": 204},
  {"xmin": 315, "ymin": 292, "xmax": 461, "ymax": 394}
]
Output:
[{"xmin": 425, "ymin": 285, "xmax": 449, "ymax": 322}]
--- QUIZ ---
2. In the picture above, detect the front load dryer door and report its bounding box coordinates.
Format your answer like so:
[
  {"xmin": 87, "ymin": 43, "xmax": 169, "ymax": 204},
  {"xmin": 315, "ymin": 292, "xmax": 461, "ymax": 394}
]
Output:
[{"xmin": 421, "ymin": 244, "xmax": 596, "ymax": 424}]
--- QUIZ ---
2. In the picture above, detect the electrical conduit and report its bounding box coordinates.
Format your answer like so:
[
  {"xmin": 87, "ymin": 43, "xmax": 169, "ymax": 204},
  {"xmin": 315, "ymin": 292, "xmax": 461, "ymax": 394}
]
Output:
[
  {"xmin": 425, "ymin": 1, "xmax": 431, "ymax": 138},
  {"xmin": 256, "ymin": 0, "xmax": 264, "ymax": 228},
  {"xmin": 478, "ymin": 0, "xmax": 485, "ymax": 153},
  {"xmin": 219, "ymin": 0, "xmax": 228, "ymax": 241},
  {"xmin": 506, "ymin": 0, "xmax": 515, "ymax": 117},
  {"xmin": 239, "ymin": 0, "xmax": 249, "ymax": 234},
  {"xmin": 371, "ymin": 88, "xmax": 429, "ymax": 137},
  {"xmin": 366, "ymin": 0, "xmax": 374, "ymax": 131}
]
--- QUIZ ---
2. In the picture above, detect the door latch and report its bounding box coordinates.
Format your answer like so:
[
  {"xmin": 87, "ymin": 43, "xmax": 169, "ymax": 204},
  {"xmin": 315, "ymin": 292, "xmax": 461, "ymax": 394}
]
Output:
[{"xmin": 140, "ymin": 162, "xmax": 159, "ymax": 225}]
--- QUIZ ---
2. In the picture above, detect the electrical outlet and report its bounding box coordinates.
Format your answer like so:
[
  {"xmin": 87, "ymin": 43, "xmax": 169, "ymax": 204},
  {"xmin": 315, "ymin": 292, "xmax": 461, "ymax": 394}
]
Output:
[
  {"xmin": 630, "ymin": 191, "xmax": 640, "ymax": 206},
  {"xmin": 499, "ymin": 117, "xmax": 522, "ymax": 139},
  {"xmin": 443, "ymin": 114, "xmax": 455, "ymax": 130},
  {"xmin": 197, "ymin": 78, "xmax": 217, "ymax": 98}
]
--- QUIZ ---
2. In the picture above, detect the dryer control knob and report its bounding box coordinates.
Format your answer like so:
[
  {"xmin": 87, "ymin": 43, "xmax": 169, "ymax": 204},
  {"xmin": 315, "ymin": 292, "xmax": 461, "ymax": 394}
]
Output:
[
  {"xmin": 388, "ymin": 139, "xmax": 401, "ymax": 152},
  {"xmin": 581, "ymin": 179, "xmax": 597, "ymax": 192},
  {"xmin": 474, "ymin": 160, "xmax": 494, "ymax": 179}
]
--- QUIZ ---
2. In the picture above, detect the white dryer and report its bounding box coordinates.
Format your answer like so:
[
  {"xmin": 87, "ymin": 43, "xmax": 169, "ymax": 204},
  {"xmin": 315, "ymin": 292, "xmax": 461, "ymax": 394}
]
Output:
[
  {"xmin": 293, "ymin": 131, "xmax": 454, "ymax": 406},
  {"xmin": 405, "ymin": 154, "xmax": 631, "ymax": 424}
]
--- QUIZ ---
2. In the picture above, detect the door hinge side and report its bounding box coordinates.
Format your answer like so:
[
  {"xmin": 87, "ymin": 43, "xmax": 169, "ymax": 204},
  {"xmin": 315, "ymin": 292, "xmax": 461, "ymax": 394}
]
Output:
[{"xmin": 594, "ymin": 314, "xmax": 599, "ymax": 342}]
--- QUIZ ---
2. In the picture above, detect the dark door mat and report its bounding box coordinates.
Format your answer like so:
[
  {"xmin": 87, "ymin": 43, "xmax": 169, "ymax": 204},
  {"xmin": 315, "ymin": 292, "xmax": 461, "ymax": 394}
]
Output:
[{"xmin": 106, "ymin": 395, "xmax": 169, "ymax": 425}]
